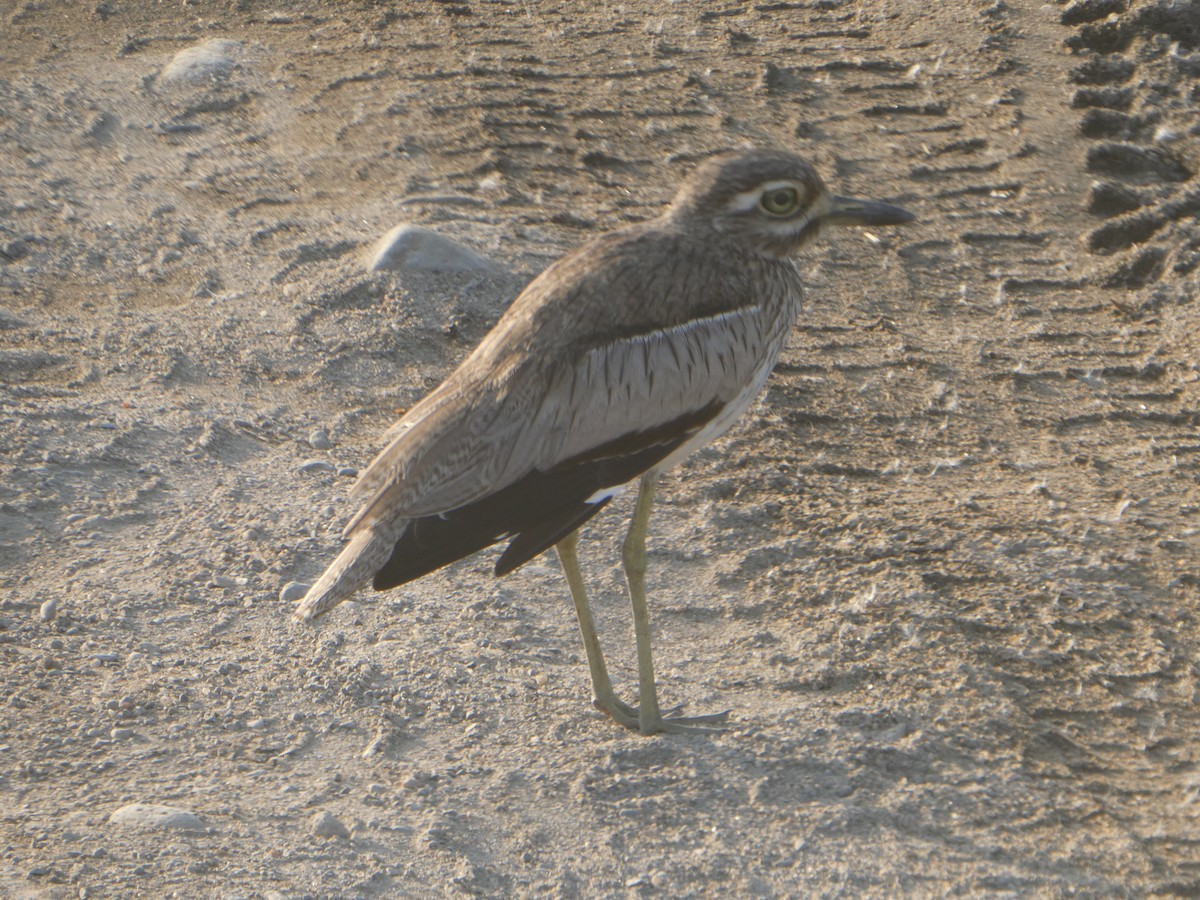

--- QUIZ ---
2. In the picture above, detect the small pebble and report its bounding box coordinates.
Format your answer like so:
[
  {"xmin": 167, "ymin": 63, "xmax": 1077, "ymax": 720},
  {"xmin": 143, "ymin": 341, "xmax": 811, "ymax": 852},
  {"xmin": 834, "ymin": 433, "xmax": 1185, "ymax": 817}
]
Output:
[
  {"xmin": 309, "ymin": 810, "xmax": 351, "ymax": 839},
  {"xmin": 298, "ymin": 459, "xmax": 335, "ymax": 474},
  {"xmin": 1, "ymin": 240, "xmax": 29, "ymax": 262},
  {"xmin": 308, "ymin": 428, "xmax": 333, "ymax": 450},
  {"xmin": 279, "ymin": 582, "xmax": 309, "ymax": 603},
  {"xmin": 39, "ymin": 598, "xmax": 58, "ymax": 621}
]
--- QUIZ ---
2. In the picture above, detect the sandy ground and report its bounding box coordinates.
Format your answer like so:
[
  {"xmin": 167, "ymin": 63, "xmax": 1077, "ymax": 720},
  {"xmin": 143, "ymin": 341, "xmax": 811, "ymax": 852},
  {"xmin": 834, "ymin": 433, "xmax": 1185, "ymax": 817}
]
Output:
[{"xmin": 2, "ymin": 0, "xmax": 1199, "ymax": 896}]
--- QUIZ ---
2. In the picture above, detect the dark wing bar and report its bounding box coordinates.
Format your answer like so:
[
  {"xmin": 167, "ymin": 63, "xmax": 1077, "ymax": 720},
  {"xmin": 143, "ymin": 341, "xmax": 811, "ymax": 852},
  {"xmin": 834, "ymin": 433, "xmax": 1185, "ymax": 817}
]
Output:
[{"xmin": 372, "ymin": 400, "xmax": 722, "ymax": 590}]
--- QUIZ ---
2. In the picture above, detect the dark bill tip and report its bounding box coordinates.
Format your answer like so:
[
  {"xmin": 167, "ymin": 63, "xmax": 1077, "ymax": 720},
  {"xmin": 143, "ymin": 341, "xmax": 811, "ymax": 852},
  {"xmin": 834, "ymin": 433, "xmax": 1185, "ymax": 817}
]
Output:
[{"xmin": 824, "ymin": 195, "xmax": 915, "ymax": 227}]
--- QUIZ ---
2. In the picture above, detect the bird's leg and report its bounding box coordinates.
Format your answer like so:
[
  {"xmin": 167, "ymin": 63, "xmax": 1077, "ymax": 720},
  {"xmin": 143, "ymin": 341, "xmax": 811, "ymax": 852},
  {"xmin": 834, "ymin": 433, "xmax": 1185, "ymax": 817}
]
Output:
[
  {"xmin": 555, "ymin": 529, "xmax": 640, "ymax": 725},
  {"xmin": 623, "ymin": 472, "xmax": 664, "ymax": 732},
  {"xmin": 555, "ymin": 480, "xmax": 725, "ymax": 735},
  {"xmin": 622, "ymin": 471, "xmax": 728, "ymax": 736}
]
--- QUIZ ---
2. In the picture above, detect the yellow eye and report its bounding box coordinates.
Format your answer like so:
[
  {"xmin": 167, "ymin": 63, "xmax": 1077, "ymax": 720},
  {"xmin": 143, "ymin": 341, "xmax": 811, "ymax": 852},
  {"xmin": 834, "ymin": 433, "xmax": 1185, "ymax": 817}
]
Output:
[{"xmin": 760, "ymin": 186, "xmax": 800, "ymax": 216}]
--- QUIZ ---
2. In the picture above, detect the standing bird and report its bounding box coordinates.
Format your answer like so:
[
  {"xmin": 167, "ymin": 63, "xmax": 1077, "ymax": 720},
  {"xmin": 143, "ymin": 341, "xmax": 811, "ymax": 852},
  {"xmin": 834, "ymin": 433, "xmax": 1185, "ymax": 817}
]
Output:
[{"xmin": 295, "ymin": 148, "xmax": 913, "ymax": 735}]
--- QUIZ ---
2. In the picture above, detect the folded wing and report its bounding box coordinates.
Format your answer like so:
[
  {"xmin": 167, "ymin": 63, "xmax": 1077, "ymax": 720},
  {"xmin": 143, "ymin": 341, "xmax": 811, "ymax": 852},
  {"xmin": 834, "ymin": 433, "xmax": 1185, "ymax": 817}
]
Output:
[{"xmin": 359, "ymin": 297, "xmax": 775, "ymax": 586}]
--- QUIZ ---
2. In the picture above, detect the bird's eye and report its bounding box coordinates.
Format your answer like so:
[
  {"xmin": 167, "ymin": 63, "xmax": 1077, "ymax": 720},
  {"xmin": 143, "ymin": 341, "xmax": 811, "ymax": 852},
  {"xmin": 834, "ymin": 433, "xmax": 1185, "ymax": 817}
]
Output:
[{"xmin": 760, "ymin": 186, "xmax": 801, "ymax": 216}]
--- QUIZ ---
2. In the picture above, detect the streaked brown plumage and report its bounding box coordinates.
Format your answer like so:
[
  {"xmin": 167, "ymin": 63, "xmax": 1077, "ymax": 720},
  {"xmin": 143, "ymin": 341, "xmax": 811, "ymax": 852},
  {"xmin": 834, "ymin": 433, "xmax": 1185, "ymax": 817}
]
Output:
[{"xmin": 295, "ymin": 148, "xmax": 913, "ymax": 734}]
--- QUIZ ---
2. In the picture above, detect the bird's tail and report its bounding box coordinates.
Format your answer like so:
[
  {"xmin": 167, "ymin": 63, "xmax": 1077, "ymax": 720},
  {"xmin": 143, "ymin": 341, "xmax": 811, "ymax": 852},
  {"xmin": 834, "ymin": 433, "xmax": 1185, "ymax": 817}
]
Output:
[{"xmin": 293, "ymin": 525, "xmax": 397, "ymax": 622}]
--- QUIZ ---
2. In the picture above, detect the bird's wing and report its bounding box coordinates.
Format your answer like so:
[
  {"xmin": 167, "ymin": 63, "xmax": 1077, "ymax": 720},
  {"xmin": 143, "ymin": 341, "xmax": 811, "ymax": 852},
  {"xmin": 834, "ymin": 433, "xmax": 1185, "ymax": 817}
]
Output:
[
  {"xmin": 344, "ymin": 296, "xmax": 779, "ymax": 539},
  {"xmin": 341, "ymin": 217, "xmax": 796, "ymax": 540},
  {"xmin": 370, "ymin": 397, "xmax": 723, "ymax": 590},
  {"xmin": 527, "ymin": 304, "xmax": 774, "ymax": 472}
]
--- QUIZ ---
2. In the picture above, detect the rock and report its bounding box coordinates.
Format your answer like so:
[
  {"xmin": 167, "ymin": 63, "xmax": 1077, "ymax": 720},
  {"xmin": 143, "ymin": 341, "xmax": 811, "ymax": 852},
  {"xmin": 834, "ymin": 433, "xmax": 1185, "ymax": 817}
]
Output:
[
  {"xmin": 83, "ymin": 110, "xmax": 119, "ymax": 143},
  {"xmin": 308, "ymin": 428, "xmax": 333, "ymax": 450},
  {"xmin": 298, "ymin": 459, "xmax": 335, "ymax": 474},
  {"xmin": 309, "ymin": 810, "xmax": 351, "ymax": 839},
  {"xmin": 38, "ymin": 598, "xmax": 58, "ymax": 621},
  {"xmin": 279, "ymin": 581, "xmax": 309, "ymax": 603},
  {"xmin": 109, "ymin": 803, "xmax": 206, "ymax": 832},
  {"xmin": 161, "ymin": 40, "xmax": 241, "ymax": 84},
  {"xmin": 0, "ymin": 241, "xmax": 29, "ymax": 263},
  {"xmin": 367, "ymin": 225, "xmax": 494, "ymax": 274}
]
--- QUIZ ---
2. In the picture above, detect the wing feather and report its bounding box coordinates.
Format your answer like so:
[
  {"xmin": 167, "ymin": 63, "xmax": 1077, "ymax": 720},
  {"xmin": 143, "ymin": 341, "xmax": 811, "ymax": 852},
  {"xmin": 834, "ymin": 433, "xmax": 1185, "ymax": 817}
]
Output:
[
  {"xmin": 347, "ymin": 301, "xmax": 776, "ymax": 540},
  {"xmin": 342, "ymin": 218, "xmax": 798, "ymax": 546},
  {"xmin": 372, "ymin": 399, "xmax": 723, "ymax": 590}
]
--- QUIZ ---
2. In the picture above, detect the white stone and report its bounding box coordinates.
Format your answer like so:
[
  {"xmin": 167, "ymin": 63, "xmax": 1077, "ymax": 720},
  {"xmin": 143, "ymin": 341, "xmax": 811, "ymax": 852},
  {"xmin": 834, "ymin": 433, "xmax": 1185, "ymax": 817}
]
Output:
[
  {"xmin": 161, "ymin": 40, "xmax": 242, "ymax": 84},
  {"xmin": 279, "ymin": 581, "xmax": 309, "ymax": 603},
  {"xmin": 368, "ymin": 225, "xmax": 493, "ymax": 274},
  {"xmin": 109, "ymin": 803, "xmax": 206, "ymax": 832},
  {"xmin": 309, "ymin": 810, "xmax": 351, "ymax": 839}
]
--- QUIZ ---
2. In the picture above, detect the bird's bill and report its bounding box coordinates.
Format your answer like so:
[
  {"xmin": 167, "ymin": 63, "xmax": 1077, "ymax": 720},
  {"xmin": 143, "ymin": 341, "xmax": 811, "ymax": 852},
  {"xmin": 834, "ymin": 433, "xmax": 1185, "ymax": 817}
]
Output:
[{"xmin": 822, "ymin": 195, "xmax": 915, "ymax": 227}]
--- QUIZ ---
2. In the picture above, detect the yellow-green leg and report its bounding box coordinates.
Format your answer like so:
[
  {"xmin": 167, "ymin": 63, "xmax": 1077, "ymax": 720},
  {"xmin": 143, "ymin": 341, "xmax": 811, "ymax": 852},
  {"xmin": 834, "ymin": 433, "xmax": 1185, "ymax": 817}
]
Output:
[
  {"xmin": 556, "ymin": 473, "xmax": 726, "ymax": 735},
  {"xmin": 555, "ymin": 529, "xmax": 640, "ymax": 726},
  {"xmin": 621, "ymin": 471, "xmax": 727, "ymax": 736}
]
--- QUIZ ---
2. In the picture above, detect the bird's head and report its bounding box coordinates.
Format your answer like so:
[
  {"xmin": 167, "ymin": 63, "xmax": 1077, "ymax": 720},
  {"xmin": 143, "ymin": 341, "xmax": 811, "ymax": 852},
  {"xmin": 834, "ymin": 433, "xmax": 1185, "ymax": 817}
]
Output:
[{"xmin": 666, "ymin": 148, "xmax": 913, "ymax": 258}]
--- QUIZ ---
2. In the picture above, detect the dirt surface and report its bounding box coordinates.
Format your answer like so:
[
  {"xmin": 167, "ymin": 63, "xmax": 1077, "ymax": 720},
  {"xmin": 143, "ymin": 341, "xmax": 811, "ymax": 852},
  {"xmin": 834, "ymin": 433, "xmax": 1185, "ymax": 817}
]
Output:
[{"xmin": 2, "ymin": 0, "xmax": 1199, "ymax": 896}]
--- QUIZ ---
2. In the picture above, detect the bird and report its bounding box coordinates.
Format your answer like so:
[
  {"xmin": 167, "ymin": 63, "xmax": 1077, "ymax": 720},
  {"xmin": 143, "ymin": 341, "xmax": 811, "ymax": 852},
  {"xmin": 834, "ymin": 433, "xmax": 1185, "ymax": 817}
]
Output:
[{"xmin": 294, "ymin": 147, "xmax": 913, "ymax": 735}]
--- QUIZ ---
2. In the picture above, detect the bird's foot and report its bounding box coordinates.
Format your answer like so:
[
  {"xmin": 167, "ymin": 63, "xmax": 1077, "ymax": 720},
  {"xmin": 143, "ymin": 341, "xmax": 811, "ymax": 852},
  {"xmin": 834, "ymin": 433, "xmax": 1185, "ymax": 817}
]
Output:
[
  {"xmin": 593, "ymin": 693, "xmax": 729, "ymax": 735},
  {"xmin": 642, "ymin": 709, "xmax": 730, "ymax": 736}
]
